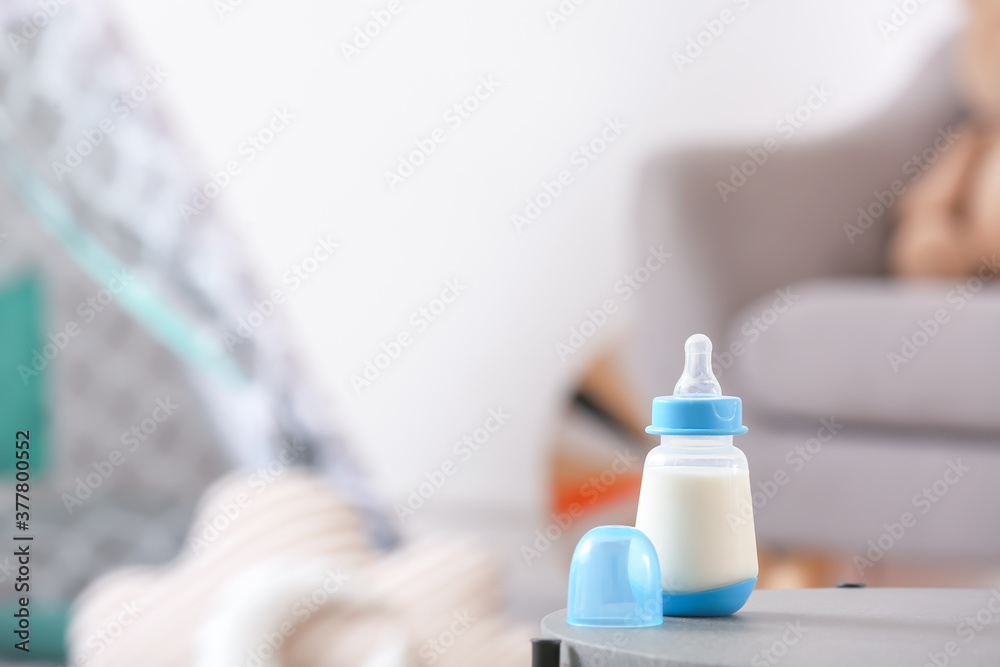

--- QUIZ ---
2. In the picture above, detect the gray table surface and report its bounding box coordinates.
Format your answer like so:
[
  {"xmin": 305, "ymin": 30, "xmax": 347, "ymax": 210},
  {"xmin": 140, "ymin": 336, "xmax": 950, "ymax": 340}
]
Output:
[{"xmin": 541, "ymin": 588, "xmax": 1000, "ymax": 666}]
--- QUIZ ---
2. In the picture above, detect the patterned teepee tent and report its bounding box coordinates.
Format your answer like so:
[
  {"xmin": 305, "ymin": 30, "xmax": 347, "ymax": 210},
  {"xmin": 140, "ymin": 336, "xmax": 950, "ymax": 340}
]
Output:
[{"xmin": 0, "ymin": 0, "xmax": 393, "ymax": 608}]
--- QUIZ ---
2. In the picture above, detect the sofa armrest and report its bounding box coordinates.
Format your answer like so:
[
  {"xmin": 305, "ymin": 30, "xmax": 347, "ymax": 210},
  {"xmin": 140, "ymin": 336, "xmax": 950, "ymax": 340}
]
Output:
[{"xmin": 633, "ymin": 43, "xmax": 966, "ymax": 390}]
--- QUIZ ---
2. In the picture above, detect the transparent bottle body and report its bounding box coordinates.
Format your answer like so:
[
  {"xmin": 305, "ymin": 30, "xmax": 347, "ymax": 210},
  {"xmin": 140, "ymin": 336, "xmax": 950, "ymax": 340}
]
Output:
[{"xmin": 634, "ymin": 435, "xmax": 758, "ymax": 594}]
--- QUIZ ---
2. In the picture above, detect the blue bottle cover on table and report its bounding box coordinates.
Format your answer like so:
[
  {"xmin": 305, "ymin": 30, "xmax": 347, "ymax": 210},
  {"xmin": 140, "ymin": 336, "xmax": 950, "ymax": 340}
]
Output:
[{"xmin": 567, "ymin": 526, "xmax": 663, "ymax": 628}]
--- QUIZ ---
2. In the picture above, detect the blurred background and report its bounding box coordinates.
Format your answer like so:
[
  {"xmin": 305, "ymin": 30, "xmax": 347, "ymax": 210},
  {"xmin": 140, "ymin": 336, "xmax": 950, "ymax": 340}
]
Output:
[{"xmin": 2, "ymin": 0, "xmax": 999, "ymax": 664}]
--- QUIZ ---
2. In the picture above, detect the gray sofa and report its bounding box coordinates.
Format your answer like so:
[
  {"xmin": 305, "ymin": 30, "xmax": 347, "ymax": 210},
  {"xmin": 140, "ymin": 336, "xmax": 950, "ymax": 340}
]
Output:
[{"xmin": 635, "ymin": 44, "xmax": 1000, "ymax": 563}]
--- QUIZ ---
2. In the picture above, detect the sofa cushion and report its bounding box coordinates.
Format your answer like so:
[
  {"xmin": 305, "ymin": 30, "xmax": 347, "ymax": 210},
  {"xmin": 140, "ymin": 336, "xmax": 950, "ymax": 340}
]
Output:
[{"xmin": 723, "ymin": 277, "xmax": 1000, "ymax": 432}]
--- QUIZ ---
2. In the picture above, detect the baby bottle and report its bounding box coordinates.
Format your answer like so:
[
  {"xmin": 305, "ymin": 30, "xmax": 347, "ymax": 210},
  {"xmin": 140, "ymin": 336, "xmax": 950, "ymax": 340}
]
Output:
[{"xmin": 634, "ymin": 333, "xmax": 758, "ymax": 616}]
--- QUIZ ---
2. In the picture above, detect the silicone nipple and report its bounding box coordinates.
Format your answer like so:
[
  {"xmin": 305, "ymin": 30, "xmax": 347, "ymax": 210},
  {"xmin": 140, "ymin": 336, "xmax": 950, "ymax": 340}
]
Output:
[{"xmin": 673, "ymin": 334, "xmax": 722, "ymax": 396}]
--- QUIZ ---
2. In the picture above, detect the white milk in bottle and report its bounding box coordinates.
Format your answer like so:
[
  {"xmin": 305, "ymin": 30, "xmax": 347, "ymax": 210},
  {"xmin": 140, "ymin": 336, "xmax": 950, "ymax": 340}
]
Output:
[{"xmin": 634, "ymin": 334, "xmax": 758, "ymax": 615}]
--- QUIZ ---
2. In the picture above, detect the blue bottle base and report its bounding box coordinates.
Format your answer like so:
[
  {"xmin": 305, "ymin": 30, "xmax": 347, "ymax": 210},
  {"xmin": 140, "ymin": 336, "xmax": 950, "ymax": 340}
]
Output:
[{"xmin": 662, "ymin": 577, "xmax": 757, "ymax": 617}]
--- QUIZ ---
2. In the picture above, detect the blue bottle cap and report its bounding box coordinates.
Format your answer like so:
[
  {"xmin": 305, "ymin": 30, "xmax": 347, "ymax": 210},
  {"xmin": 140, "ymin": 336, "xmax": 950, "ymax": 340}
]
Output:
[
  {"xmin": 566, "ymin": 526, "xmax": 663, "ymax": 628},
  {"xmin": 645, "ymin": 334, "xmax": 748, "ymax": 436}
]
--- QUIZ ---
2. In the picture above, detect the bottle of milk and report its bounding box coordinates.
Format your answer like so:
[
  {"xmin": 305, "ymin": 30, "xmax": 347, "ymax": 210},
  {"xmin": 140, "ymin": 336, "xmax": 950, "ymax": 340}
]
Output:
[{"xmin": 634, "ymin": 334, "xmax": 758, "ymax": 616}]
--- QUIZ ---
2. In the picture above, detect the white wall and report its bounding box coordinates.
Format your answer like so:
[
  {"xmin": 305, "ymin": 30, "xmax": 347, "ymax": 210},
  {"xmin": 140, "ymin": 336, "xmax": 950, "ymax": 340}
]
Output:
[{"xmin": 102, "ymin": 0, "xmax": 963, "ymax": 529}]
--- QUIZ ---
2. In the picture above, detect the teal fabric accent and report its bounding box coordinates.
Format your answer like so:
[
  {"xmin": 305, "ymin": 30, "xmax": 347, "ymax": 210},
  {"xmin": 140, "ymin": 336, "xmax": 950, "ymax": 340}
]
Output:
[
  {"xmin": 0, "ymin": 273, "xmax": 47, "ymax": 477},
  {"xmin": 662, "ymin": 577, "xmax": 757, "ymax": 617},
  {"xmin": 0, "ymin": 600, "xmax": 68, "ymax": 661}
]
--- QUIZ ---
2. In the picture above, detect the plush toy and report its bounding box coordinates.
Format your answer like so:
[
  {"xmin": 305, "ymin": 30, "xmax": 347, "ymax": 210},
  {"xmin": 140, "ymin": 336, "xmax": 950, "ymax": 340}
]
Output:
[
  {"xmin": 69, "ymin": 469, "xmax": 530, "ymax": 667},
  {"xmin": 890, "ymin": 0, "xmax": 1000, "ymax": 278}
]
